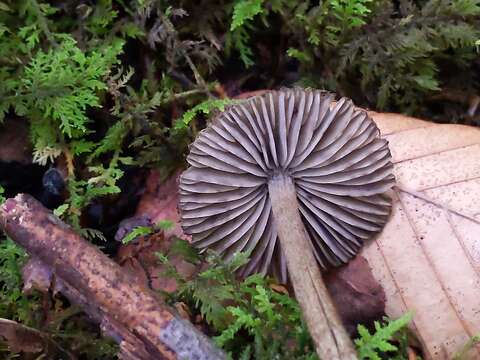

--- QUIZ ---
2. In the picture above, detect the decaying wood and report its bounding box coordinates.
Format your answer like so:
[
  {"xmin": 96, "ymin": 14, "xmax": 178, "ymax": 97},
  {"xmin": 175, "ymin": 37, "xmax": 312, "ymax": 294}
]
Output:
[
  {"xmin": 0, "ymin": 194, "xmax": 226, "ymax": 360},
  {"xmin": 269, "ymin": 176, "xmax": 357, "ymax": 359}
]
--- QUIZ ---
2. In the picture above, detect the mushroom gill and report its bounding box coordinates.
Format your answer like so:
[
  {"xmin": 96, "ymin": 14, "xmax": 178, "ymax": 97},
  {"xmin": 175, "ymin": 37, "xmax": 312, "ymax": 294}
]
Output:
[{"xmin": 179, "ymin": 89, "xmax": 394, "ymax": 283}]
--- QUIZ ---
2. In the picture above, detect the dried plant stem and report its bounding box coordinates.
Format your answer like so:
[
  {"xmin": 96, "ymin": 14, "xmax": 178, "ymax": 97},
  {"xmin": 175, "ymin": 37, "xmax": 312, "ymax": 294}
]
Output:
[
  {"xmin": 160, "ymin": 14, "xmax": 213, "ymax": 98},
  {"xmin": 268, "ymin": 176, "xmax": 358, "ymax": 360}
]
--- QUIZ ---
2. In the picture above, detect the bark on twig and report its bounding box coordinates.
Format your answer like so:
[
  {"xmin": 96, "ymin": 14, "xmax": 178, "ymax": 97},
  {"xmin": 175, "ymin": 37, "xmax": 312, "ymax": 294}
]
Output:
[{"xmin": 0, "ymin": 194, "xmax": 226, "ymax": 360}]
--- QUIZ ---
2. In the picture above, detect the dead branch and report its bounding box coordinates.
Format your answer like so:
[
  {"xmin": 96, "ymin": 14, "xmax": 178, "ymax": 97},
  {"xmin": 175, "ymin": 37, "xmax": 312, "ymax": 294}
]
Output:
[{"xmin": 0, "ymin": 194, "xmax": 226, "ymax": 360}]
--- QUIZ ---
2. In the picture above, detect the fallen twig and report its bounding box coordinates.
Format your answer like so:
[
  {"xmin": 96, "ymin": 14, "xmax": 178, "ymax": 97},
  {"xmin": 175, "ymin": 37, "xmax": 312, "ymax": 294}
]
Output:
[{"xmin": 0, "ymin": 194, "xmax": 226, "ymax": 360}]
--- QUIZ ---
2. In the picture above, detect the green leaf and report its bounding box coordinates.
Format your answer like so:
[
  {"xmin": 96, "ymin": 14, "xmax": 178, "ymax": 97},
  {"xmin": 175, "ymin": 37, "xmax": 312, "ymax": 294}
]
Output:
[
  {"xmin": 17, "ymin": 35, "xmax": 124, "ymax": 139},
  {"xmin": 156, "ymin": 252, "xmax": 169, "ymax": 264},
  {"xmin": 227, "ymin": 26, "xmax": 255, "ymax": 67},
  {"xmin": 121, "ymin": 226, "xmax": 153, "ymax": 244},
  {"xmin": 70, "ymin": 140, "xmax": 96, "ymax": 156},
  {"xmin": 174, "ymin": 98, "xmax": 237, "ymax": 130},
  {"xmin": 156, "ymin": 244, "xmax": 318, "ymax": 358},
  {"xmin": 330, "ymin": 0, "xmax": 373, "ymax": 29},
  {"xmin": 53, "ymin": 204, "xmax": 69, "ymax": 217},
  {"xmin": 91, "ymin": 121, "xmax": 128, "ymax": 158},
  {"xmin": 287, "ymin": 48, "xmax": 313, "ymax": 64},
  {"xmin": 0, "ymin": 2, "xmax": 11, "ymax": 11},
  {"xmin": 412, "ymin": 74, "xmax": 441, "ymax": 91},
  {"xmin": 214, "ymin": 306, "xmax": 260, "ymax": 346},
  {"xmin": 0, "ymin": 185, "xmax": 5, "ymax": 204},
  {"xmin": 355, "ymin": 312, "xmax": 413, "ymax": 359},
  {"xmin": 156, "ymin": 219, "xmax": 175, "ymax": 231},
  {"xmin": 231, "ymin": 0, "xmax": 265, "ymax": 31},
  {"xmin": 169, "ymin": 239, "xmax": 201, "ymax": 264}
]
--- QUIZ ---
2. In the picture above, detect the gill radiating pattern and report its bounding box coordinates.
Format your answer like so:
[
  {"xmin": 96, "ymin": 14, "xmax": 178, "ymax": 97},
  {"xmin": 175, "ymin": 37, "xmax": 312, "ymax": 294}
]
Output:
[{"xmin": 179, "ymin": 89, "xmax": 394, "ymax": 282}]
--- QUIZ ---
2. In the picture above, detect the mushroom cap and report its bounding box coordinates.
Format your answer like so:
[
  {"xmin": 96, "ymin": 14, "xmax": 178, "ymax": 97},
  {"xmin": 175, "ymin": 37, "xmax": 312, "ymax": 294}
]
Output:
[{"xmin": 179, "ymin": 89, "xmax": 394, "ymax": 282}]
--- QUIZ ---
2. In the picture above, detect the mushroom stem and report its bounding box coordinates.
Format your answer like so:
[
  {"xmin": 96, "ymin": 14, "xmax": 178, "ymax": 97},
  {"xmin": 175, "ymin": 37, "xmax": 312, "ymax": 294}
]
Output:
[{"xmin": 268, "ymin": 176, "xmax": 358, "ymax": 360}]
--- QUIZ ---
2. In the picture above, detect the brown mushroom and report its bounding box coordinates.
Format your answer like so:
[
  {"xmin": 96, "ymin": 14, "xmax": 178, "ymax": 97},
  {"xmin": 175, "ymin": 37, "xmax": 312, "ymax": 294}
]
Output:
[{"xmin": 179, "ymin": 89, "xmax": 394, "ymax": 359}]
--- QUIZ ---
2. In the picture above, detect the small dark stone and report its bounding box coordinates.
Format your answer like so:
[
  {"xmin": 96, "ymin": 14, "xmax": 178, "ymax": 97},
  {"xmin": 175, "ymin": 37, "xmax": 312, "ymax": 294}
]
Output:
[{"xmin": 42, "ymin": 168, "xmax": 65, "ymax": 196}]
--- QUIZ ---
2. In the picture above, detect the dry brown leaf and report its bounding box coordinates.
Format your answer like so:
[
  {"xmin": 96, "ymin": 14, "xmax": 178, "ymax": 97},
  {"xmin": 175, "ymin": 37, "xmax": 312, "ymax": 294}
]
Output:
[
  {"xmin": 0, "ymin": 318, "xmax": 73, "ymax": 358},
  {"xmin": 117, "ymin": 231, "xmax": 199, "ymax": 293},
  {"xmin": 174, "ymin": 302, "xmax": 191, "ymax": 320},
  {"xmin": 0, "ymin": 318, "xmax": 44, "ymax": 354},
  {"xmin": 135, "ymin": 169, "xmax": 188, "ymax": 240},
  {"xmin": 362, "ymin": 112, "xmax": 480, "ymax": 359}
]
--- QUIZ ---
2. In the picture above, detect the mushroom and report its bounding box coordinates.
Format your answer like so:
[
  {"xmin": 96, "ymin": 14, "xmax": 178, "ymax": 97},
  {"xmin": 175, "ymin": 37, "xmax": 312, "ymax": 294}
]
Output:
[{"xmin": 179, "ymin": 89, "xmax": 394, "ymax": 359}]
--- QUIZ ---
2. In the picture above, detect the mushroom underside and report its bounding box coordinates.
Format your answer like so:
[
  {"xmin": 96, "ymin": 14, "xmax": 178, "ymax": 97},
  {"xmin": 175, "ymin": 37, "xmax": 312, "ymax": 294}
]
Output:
[{"xmin": 179, "ymin": 89, "xmax": 394, "ymax": 282}]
